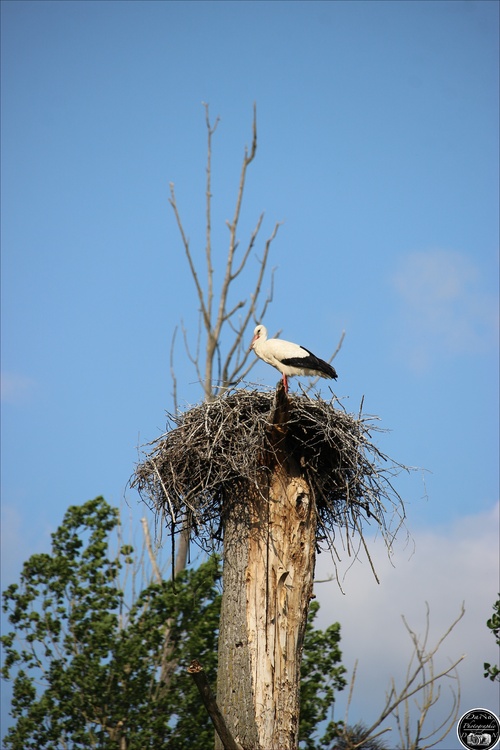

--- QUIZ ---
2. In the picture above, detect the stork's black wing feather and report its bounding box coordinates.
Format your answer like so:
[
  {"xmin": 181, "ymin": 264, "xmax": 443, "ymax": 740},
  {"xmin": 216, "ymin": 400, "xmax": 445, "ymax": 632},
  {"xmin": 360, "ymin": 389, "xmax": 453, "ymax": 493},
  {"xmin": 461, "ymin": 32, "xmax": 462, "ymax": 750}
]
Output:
[{"xmin": 282, "ymin": 348, "xmax": 338, "ymax": 380}]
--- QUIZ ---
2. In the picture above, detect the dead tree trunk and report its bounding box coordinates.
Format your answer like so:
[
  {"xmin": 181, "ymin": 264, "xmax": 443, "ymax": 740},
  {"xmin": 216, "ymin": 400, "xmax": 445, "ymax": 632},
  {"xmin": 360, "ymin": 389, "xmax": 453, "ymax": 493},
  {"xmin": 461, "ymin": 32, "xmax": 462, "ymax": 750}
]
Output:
[
  {"xmin": 134, "ymin": 378, "xmax": 407, "ymax": 748},
  {"xmin": 216, "ymin": 384, "xmax": 317, "ymax": 750}
]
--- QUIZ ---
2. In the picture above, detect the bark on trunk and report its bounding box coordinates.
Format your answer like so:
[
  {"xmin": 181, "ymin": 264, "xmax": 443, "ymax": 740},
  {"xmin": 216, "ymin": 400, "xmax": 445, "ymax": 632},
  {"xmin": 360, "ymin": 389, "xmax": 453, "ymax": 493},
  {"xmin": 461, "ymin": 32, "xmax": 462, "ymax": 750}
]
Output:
[
  {"xmin": 216, "ymin": 486, "xmax": 261, "ymax": 750},
  {"xmin": 216, "ymin": 384, "xmax": 317, "ymax": 750}
]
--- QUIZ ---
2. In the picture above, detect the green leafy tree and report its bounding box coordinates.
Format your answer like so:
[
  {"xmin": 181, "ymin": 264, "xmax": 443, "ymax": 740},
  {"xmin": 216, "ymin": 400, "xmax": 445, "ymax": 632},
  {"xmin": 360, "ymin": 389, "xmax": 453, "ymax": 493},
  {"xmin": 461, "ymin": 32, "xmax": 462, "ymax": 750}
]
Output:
[
  {"xmin": 1, "ymin": 498, "xmax": 220, "ymax": 749},
  {"xmin": 483, "ymin": 595, "xmax": 500, "ymax": 682},
  {"xmin": 2, "ymin": 497, "xmax": 346, "ymax": 749},
  {"xmin": 299, "ymin": 600, "xmax": 346, "ymax": 749}
]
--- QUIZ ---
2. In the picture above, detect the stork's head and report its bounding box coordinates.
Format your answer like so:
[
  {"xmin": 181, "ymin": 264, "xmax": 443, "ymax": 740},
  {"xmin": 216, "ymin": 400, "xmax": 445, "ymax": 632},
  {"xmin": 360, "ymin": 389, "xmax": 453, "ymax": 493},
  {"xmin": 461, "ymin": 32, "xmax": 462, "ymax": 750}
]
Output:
[{"xmin": 250, "ymin": 324, "xmax": 267, "ymax": 350}]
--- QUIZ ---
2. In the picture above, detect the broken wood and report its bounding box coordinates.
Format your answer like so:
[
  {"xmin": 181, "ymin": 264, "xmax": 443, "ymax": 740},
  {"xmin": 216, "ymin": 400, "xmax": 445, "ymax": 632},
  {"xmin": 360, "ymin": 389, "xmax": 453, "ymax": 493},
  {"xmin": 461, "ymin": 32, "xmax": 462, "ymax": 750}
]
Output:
[{"xmin": 187, "ymin": 659, "xmax": 243, "ymax": 750}]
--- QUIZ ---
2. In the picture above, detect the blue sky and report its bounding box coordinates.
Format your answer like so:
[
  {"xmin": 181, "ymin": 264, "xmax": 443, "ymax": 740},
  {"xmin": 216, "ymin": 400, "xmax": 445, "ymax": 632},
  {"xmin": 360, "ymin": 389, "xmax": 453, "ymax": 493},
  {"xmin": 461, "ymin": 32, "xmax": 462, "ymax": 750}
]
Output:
[{"xmin": 1, "ymin": 1, "xmax": 499, "ymax": 746}]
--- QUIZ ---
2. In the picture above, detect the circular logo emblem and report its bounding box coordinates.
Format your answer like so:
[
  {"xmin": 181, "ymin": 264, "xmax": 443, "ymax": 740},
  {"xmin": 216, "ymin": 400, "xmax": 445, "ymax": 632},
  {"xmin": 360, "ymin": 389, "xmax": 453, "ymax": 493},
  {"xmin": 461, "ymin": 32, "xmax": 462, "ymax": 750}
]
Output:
[{"xmin": 457, "ymin": 708, "xmax": 500, "ymax": 749}]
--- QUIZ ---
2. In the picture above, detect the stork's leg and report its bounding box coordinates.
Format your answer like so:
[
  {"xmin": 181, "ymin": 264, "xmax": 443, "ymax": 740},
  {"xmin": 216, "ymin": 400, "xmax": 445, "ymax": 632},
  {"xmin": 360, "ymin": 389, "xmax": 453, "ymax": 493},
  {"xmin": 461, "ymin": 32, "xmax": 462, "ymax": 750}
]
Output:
[{"xmin": 282, "ymin": 373, "xmax": 288, "ymax": 393}]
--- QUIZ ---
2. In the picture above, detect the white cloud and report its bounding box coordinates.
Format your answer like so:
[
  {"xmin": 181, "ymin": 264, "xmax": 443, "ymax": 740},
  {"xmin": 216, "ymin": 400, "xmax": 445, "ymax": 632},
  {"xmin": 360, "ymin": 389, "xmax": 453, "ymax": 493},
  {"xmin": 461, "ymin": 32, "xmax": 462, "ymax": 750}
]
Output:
[
  {"xmin": 391, "ymin": 249, "xmax": 499, "ymax": 371},
  {"xmin": 314, "ymin": 502, "xmax": 500, "ymax": 750},
  {"xmin": 1, "ymin": 372, "xmax": 37, "ymax": 405}
]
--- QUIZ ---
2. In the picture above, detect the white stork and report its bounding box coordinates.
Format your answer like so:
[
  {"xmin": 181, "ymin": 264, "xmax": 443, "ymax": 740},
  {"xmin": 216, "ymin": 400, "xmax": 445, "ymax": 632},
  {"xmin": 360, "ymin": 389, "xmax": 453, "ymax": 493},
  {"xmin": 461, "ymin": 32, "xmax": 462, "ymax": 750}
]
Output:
[{"xmin": 250, "ymin": 324, "xmax": 338, "ymax": 393}]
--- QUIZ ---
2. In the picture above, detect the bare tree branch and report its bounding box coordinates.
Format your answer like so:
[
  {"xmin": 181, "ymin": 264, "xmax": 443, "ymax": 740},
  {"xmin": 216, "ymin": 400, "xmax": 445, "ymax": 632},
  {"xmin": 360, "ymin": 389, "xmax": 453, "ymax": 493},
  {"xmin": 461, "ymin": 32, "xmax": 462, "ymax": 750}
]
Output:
[
  {"xmin": 222, "ymin": 299, "xmax": 246, "ymax": 324},
  {"xmin": 340, "ymin": 603, "xmax": 466, "ymax": 750},
  {"xmin": 203, "ymin": 102, "xmax": 219, "ymax": 329},
  {"xmin": 170, "ymin": 326, "xmax": 179, "ymax": 414},
  {"xmin": 180, "ymin": 317, "xmax": 203, "ymax": 387},
  {"xmin": 221, "ymin": 222, "xmax": 281, "ymax": 387},
  {"xmin": 132, "ymin": 514, "xmax": 179, "ymax": 692},
  {"xmin": 170, "ymin": 103, "xmax": 281, "ymax": 404},
  {"xmin": 140, "ymin": 517, "xmax": 162, "ymax": 585},
  {"xmin": 391, "ymin": 602, "xmax": 464, "ymax": 750},
  {"xmin": 169, "ymin": 184, "xmax": 210, "ymax": 334},
  {"xmin": 229, "ymin": 212, "xmax": 264, "ymax": 282},
  {"xmin": 188, "ymin": 660, "xmax": 243, "ymax": 750},
  {"xmin": 209, "ymin": 104, "xmax": 258, "ymax": 397}
]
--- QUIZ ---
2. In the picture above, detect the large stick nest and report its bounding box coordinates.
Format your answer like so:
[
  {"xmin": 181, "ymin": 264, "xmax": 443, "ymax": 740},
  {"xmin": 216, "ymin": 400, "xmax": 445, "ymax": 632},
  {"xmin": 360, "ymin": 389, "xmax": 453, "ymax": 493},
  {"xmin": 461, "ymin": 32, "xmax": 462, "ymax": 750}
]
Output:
[{"xmin": 132, "ymin": 387, "xmax": 407, "ymax": 563}]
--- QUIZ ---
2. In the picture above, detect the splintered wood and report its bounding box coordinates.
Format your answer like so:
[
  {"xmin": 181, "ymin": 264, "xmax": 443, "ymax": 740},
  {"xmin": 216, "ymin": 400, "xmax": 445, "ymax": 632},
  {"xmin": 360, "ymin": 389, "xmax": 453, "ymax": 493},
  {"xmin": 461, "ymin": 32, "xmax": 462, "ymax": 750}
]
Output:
[
  {"xmin": 247, "ymin": 471, "xmax": 315, "ymax": 750},
  {"xmin": 217, "ymin": 383, "xmax": 317, "ymax": 750}
]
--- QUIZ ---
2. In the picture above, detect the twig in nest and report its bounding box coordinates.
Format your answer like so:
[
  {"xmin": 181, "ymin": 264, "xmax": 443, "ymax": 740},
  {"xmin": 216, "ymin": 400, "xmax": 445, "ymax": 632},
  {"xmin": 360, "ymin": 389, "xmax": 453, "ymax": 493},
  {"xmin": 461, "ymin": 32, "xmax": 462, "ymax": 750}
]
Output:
[{"xmin": 132, "ymin": 388, "xmax": 409, "ymax": 569}]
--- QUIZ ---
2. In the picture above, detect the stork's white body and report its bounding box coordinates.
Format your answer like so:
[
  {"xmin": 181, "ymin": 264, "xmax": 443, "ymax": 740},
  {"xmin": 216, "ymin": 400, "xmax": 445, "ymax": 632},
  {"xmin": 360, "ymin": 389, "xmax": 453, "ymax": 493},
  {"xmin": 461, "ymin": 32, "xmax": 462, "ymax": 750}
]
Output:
[{"xmin": 250, "ymin": 325, "xmax": 337, "ymax": 392}]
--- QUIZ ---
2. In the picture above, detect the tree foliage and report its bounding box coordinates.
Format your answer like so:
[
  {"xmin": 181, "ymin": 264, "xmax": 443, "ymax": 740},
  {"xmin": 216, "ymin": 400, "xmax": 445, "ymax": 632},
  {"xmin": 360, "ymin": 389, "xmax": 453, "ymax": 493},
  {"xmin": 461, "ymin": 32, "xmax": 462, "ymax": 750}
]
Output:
[
  {"xmin": 299, "ymin": 600, "xmax": 346, "ymax": 749},
  {"xmin": 2, "ymin": 497, "xmax": 346, "ymax": 749},
  {"xmin": 483, "ymin": 595, "xmax": 500, "ymax": 682},
  {"xmin": 1, "ymin": 498, "xmax": 220, "ymax": 749}
]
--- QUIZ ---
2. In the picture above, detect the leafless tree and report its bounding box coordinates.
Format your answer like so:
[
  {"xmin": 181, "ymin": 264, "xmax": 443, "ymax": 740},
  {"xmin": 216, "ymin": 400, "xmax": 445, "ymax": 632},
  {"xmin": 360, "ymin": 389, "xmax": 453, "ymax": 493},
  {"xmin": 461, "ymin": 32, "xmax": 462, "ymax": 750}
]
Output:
[
  {"xmin": 169, "ymin": 102, "xmax": 280, "ymax": 408},
  {"xmin": 334, "ymin": 603, "xmax": 465, "ymax": 750}
]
